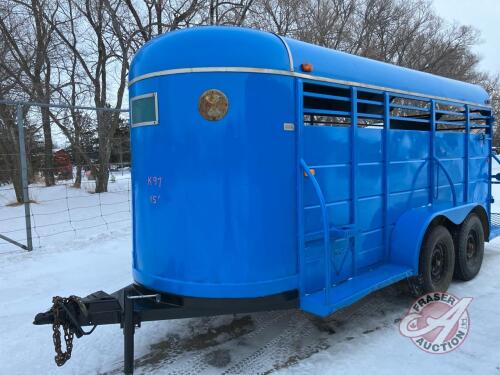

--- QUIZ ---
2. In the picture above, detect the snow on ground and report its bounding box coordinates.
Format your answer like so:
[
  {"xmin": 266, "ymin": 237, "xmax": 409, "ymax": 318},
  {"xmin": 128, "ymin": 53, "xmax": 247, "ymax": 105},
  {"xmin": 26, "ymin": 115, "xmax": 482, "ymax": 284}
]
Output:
[
  {"xmin": 0, "ymin": 170, "xmax": 131, "ymax": 251},
  {"xmin": 1, "ymin": 169, "xmax": 500, "ymax": 375}
]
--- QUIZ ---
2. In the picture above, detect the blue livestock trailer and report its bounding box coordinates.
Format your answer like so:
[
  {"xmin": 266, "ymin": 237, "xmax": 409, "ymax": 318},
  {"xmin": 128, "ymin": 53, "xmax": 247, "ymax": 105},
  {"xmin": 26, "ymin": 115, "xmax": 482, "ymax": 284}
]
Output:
[{"xmin": 34, "ymin": 27, "xmax": 497, "ymax": 373}]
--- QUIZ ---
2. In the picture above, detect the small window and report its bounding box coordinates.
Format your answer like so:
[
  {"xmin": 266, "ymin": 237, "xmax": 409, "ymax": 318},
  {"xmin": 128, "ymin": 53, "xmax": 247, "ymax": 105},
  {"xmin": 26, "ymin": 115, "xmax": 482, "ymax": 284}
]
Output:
[{"xmin": 131, "ymin": 93, "xmax": 158, "ymax": 127}]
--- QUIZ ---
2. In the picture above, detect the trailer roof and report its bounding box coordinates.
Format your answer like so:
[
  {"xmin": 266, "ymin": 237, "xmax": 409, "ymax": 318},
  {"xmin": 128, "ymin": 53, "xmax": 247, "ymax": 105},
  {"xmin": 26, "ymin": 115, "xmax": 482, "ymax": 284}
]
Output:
[{"xmin": 129, "ymin": 26, "xmax": 490, "ymax": 107}]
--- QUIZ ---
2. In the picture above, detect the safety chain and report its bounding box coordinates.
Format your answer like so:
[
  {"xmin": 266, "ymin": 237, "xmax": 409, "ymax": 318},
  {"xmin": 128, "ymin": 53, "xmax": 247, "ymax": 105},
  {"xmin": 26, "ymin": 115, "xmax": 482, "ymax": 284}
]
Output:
[{"xmin": 51, "ymin": 295, "xmax": 80, "ymax": 366}]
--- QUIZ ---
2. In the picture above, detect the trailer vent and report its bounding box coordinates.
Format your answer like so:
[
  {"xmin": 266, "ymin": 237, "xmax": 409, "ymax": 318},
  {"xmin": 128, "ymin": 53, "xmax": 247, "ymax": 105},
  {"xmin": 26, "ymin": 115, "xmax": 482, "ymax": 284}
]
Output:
[
  {"xmin": 469, "ymin": 109, "xmax": 490, "ymax": 134},
  {"xmin": 302, "ymin": 82, "xmax": 388, "ymax": 129},
  {"xmin": 435, "ymin": 103, "xmax": 466, "ymax": 132},
  {"xmin": 357, "ymin": 90, "xmax": 384, "ymax": 128},
  {"xmin": 303, "ymin": 82, "xmax": 351, "ymax": 127},
  {"xmin": 302, "ymin": 82, "xmax": 489, "ymax": 133},
  {"xmin": 389, "ymin": 96, "xmax": 430, "ymax": 131}
]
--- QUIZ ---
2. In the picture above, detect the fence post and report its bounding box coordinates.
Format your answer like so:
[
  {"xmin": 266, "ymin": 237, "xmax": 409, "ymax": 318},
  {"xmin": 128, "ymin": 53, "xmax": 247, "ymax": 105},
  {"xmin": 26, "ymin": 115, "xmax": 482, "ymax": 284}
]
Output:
[{"xmin": 16, "ymin": 105, "xmax": 33, "ymax": 251}]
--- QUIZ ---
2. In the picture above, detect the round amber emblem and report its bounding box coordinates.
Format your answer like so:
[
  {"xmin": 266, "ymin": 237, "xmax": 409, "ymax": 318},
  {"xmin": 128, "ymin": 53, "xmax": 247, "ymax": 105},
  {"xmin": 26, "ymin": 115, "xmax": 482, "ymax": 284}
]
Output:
[{"xmin": 198, "ymin": 89, "xmax": 228, "ymax": 121}]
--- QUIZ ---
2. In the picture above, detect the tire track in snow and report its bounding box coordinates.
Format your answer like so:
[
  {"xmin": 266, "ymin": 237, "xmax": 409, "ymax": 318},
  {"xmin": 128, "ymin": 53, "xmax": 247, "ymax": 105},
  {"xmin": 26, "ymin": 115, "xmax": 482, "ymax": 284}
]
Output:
[
  {"xmin": 106, "ymin": 284, "xmax": 412, "ymax": 374},
  {"xmin": 140, "ymin": 310, "xmax": 290, "ymax": 375}
]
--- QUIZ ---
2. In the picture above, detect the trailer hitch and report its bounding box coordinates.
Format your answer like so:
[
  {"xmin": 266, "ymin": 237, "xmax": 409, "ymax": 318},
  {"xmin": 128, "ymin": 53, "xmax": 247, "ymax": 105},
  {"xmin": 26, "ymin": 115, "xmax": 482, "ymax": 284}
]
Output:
[
  {"xmin": 33, "ymin": 286, "xmax": 160, "ymax": 373},
  {"xmin": 34, "ymin": 291, "xmax": 123, "ymax": 327},
  {"xmin": 34, "ymin": 291, "xmax": 123, "ymax": 366},
  {"xmin": 33, "ymin": 285, "xmax": 298, "ymax": 374},
  {"xmin": 53, "ymin": 296, "xmax": 95, "ymax": 365},
  {"xmin": 34, "ymin": 296, "xmax": 93, "ymax": 336}
]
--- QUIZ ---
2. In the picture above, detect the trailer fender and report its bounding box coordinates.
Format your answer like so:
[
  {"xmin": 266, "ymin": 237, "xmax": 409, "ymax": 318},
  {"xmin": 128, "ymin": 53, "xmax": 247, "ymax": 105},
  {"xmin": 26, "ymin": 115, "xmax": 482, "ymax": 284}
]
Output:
[{"xmin": 390, "ymin": 203, "xmax": 484, "ymax": 274}]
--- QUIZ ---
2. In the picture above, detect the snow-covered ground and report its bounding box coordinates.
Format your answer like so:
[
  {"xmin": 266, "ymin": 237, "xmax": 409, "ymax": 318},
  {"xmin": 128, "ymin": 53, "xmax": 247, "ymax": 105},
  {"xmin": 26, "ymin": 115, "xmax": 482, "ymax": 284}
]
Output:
[
  {"xmin": 0, "ymin": 171, "xmax": 131, "ymax": 250},
  {"xmin": 1, "ymin": 171, "xmax": 499, "ymax": 375}
]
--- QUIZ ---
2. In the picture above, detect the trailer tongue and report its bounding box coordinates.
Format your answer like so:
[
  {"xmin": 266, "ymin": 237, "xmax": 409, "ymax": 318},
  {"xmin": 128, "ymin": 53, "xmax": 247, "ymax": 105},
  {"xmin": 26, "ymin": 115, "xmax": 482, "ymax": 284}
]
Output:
[{"xmin": 33, "ymin": 285, "xmax": 298, "ymax": 373}]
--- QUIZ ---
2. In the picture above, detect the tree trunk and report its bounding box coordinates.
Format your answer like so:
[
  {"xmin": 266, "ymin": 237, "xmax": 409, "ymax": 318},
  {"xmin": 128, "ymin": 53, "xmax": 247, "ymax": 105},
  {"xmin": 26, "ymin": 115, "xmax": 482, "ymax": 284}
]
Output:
[
  {"xmin": 0, "ymin": 106, "xmax": 24, "ymax": 203},
  {"xmin": 74, "ymin": 164, "xmax": 82, "ymax": 188},
  {"xmin": 41, "ymin": 101, "xmax": 55, "ymax": 187},
  {"xmin": 72, "ymin": 110, "xmax": 83, "ymax": 188},
  {"xmin": 11, "ymin": 169, "xmax": 23, "ymax": 203},
  {"xmin": 95, "ymin": 165, "xmax": 109, "ymax": 193},
  {"xmin": 94, "ymin": 111, "xmax": 113, "ymax": 193},
  {"xmin": 95, "ymin": 134, "xmax": 112, "ymax": 193}
]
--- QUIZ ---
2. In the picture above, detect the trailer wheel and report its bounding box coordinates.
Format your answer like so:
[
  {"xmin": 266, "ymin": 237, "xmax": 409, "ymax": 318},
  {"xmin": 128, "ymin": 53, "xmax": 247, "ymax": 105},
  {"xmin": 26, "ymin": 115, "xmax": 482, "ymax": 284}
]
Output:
[
  {"xmin": 415, "ymin": 225, "xmax": 455, "ymax": 294},
  {"xmin": 454, "ymin": 213, "xmax": 484, "ymax": 281}
]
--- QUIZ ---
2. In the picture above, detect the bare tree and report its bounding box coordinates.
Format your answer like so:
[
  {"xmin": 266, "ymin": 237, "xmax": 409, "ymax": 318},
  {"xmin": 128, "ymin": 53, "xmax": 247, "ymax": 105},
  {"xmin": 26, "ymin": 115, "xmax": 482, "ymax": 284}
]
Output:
[
  {"xmin": 0, "ymin": 111, "xmax": 23, "ymax": 202},
  {"xmin": 0, "ymin": 0, "xmax": 59, "ymax": 186},
  {"xmin": 205, "ymin": 0, "xmax": 255, "ymax": 25},
  {"xmin": 0, "ymin": 0, "xmax": 497, "ymax": 196},
  {"xmin": 481, "ymin": 76, "xmax": 500, "ymax": 148},
  {"xmin": 122, "ymin": 0, "xmax": 203, "ymax": 48},
  {"xmin": 55, "ymin": 0, "xmax": 88, "ymax": 188},
  {"xmin": 0, "ymin": 6, "xmax": 35, "ymax": 202},
  {"xmin": 43, "ymin": 0, "xmax": 127, "ymax": 192},
  {"xmin": 247, "ymin": 0, "xmax": 301, "ymax": 35}
]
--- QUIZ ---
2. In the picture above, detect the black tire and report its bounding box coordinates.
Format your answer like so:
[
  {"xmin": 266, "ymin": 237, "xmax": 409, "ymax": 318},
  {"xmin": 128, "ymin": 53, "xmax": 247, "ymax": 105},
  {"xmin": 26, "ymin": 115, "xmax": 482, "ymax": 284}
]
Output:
[
  {"xmin": 454, "ymin": 213, "xmax": 484, "ymax": 281},
  {"xmin": 414, "ymin": 225, "xmax": 455, "ymax": 294}
]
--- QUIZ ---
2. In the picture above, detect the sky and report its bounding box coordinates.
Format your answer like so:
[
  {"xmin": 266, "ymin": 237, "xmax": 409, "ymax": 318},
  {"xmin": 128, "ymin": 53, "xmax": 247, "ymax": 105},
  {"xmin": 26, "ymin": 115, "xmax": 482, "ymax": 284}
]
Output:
[{"xmin": 433, "ymin": 0, "xmax": 500, "ymax": 77}]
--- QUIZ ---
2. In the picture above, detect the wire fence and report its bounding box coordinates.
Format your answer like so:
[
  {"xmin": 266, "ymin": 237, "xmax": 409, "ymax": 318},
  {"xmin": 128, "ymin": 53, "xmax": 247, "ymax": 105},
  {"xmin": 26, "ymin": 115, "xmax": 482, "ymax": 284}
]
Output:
[{"xmin": 0, "ymin": 100, "xmax": 131, "ymax": 252}]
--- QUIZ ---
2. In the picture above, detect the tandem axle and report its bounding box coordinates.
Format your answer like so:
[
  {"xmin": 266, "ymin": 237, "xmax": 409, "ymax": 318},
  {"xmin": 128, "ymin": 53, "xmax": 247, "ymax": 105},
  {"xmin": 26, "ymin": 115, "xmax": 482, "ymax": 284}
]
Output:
[{"xmin": 33, "ymin": 284, "xmax": 298, "ymax": 374}]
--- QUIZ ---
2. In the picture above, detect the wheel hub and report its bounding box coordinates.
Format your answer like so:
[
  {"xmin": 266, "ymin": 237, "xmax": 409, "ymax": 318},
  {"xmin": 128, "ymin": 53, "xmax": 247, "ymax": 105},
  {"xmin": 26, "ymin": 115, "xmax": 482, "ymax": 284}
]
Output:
[
  {"xmin": 431, "ymin": 243, "xmax": 446, "ymax": 282},
  {"xmin": 466, "ymin": 232, "xmax": 477, "ymax": 261}
]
